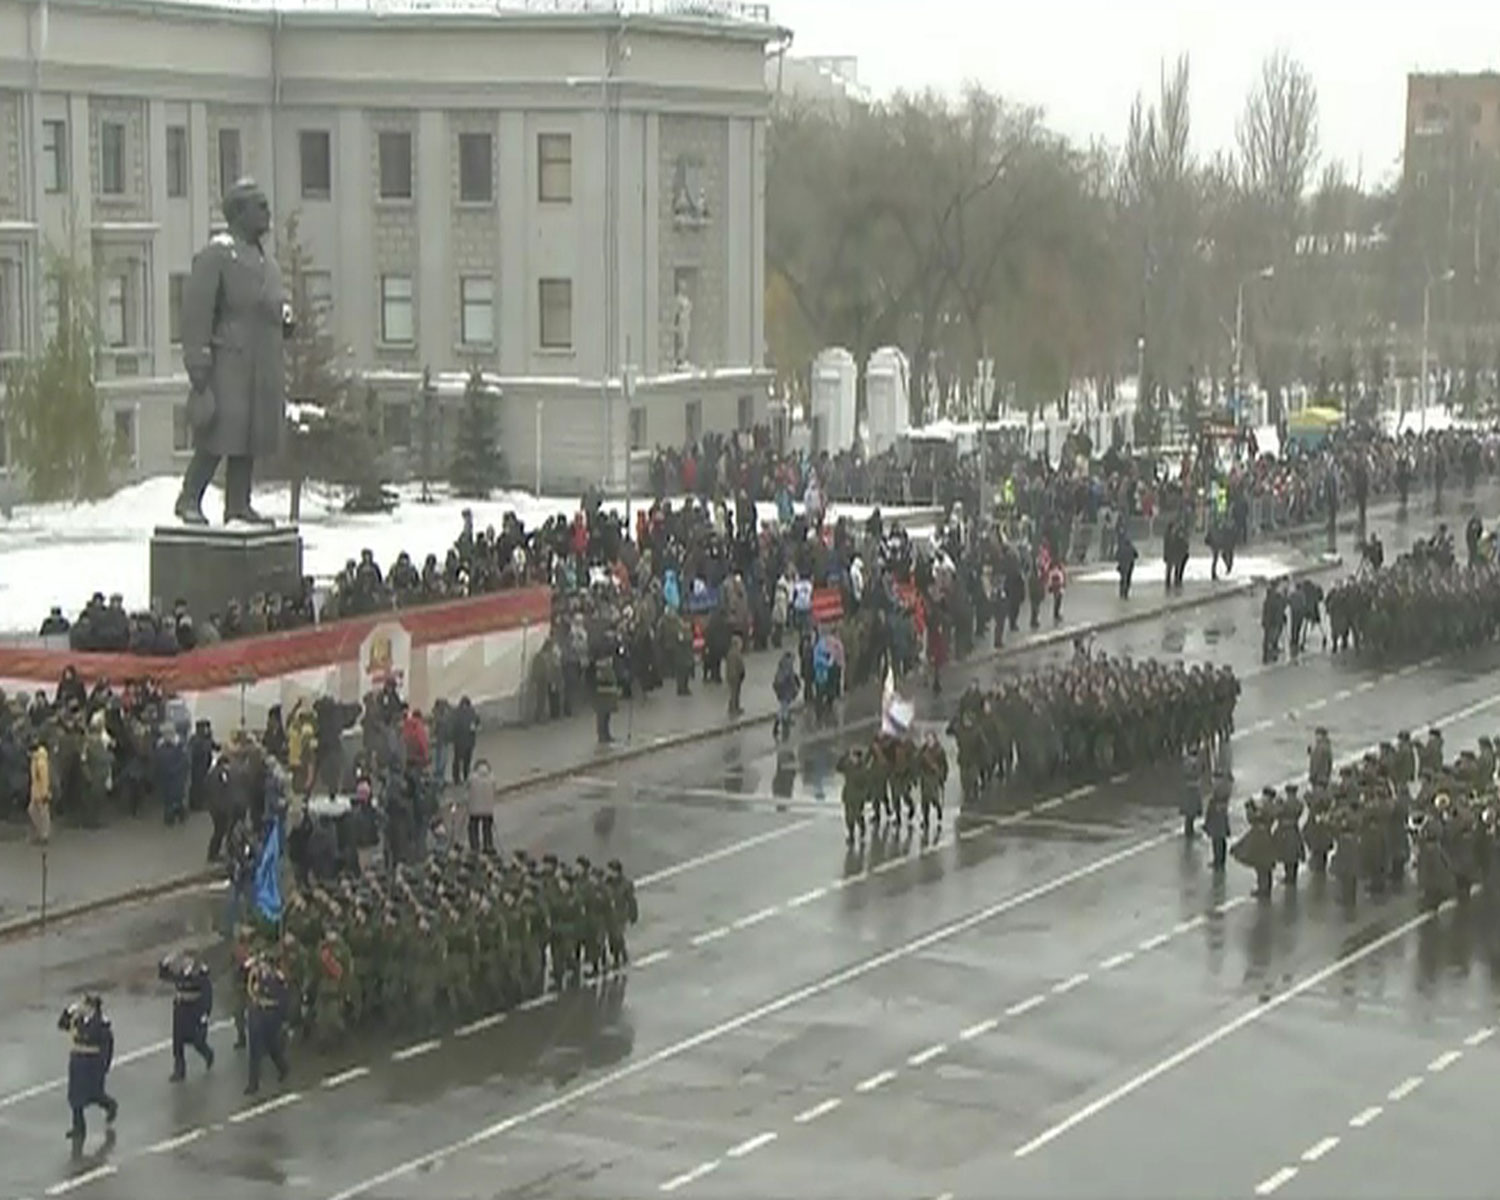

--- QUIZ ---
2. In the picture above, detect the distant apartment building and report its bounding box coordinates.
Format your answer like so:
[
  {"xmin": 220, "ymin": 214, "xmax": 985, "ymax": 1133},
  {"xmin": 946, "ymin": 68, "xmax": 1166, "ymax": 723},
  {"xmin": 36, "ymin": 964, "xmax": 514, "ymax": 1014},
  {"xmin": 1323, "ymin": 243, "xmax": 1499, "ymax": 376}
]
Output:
[
  {"xmin": 0, "ymin": 0, "xmax": 786, "ymax": 492},
  {"xmin": 1405, "ymin": 72, "xmax": 1500, "ymax": 175},
  {"xmin": 767, "ymin": 54, "xmax": 869, "ymax": 111}
]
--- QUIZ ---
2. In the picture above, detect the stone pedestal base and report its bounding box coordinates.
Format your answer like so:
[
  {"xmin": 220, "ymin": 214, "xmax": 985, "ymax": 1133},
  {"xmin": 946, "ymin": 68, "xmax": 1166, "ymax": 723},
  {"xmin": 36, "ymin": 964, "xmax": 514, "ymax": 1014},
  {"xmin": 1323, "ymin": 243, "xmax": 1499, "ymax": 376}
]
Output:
[{"xmin": 149, "ymin": 525, "xmax": 304, "ymax": 624}]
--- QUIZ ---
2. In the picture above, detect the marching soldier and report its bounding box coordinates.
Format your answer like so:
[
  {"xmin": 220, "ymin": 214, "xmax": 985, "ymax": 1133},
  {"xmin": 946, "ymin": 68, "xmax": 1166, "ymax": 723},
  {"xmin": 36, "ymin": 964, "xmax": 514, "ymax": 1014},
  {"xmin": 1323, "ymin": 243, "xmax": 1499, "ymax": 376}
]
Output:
[
  {"xmin": 1273, "ymin": 785, "xmax": 1307, "ymax": 886},
  {"xmin": 1204, "ymin": 767, "xmax": 1233, "ymax": 872},
  {"xmin": 59, "ymin": 995, "xmax": 117, "ymax": 1142},
  {"xmin": 918, "ymin": 732, "xmax": 948, "ymax": 831},
  {"xmin": 1232, "ymin": 790, "xmax": 1279, "ymax": 898},
  {"xmin": 159, "ymin": 950, "xmax": 215, "ymax": 1081},
  {"xmin": 837, "ymin": 745, "xmax": 870, "ymax": 846},
  {"xmin": 245, "ymin": 954, "xmax": 290, "ymax": 1096}
]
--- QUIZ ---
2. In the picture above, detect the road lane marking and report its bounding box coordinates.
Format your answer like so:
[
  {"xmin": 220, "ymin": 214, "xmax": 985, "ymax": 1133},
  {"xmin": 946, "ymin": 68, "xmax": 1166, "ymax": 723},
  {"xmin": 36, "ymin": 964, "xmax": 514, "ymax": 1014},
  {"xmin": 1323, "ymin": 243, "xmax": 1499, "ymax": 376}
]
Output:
[
  {"xmin": 873, "ymin": 857, "xmax": 906, "ymax": 874},
  {"xmin": 1052, "ymin": 973, "xmax": 1090, "ymax": 995},
  {"xmin": 726, "ymin": 1132, "xmax": 777, "ymax": 1159},
  {"xmin": 327, "ymin": 835, "xmax": 1180, "ymax": 1200},
  {"xmin": 1013, "ymin": 893, "xmax": 1455, "ymax": 1159},
  {"xmin": 786, "ymin": 886, "xmax": 828, "ymax": 909},
  {"xmin": 1356, "ymin": 679, "xmax": 1377, "ymax": 692},
  {"xmin": 854, "ymin": 1069, "xmax": 897, "ymax": 1094},
  {"xmin": 1033, "ymin": 795, "xmax": 1068, "ymax": 812},
  {"xmin": 145, "ymin": 1127, "xmax": 205, "ymax": 1154},
  {"xmin": 1349, "ymin": 1106, "xmax": 1383, "ymax": 1128},
  {"xmin": 1304, "ymin": 697, "xmax": 1329, "ymax": 712},
  {"xmin": 660, "ymin": 1161, "xmax": 720, "ymax": 1193},
  {"xmin": 45, "ymin": 1167, "xmax": 117, "ymax": 1196},
  {"xmin": 960, "ymin": 1018, "xmax": 999, "ymax": 1041},
  {"xmin": 322, "ymin": 1066, "xmax": 372, "ymax": 1088},
  {"xmin": 731, "ymin": 907, "xmax": 781, "ymax": 930},
  {"xmin": 454, "ymin": 1014, "xmax": 506, "ymax": 1038},
  {"xmin": 633, "ymin": 949, "xmax": 673, "ymax": 968},
  {"xmin": 391, "ymin": 1040, "xmax": 441, "ymax": 1062},
  {"xmin": 793, "ymin": 1098, "xmax": 842, "ymax": 1124},
  {"xmin": 908, "ymin": 1043, "xmax": 948, "ymax": 1067},
  {"xmin": 1005, "ymin": 994, "xmax": 1047, "ymax": 1018},
  {"xmin": 1428, "ymin": 1050, "xmax": 1462, "ymax": 1073},
  {"xmin": 1100, "ymin": 950, "xmax": 1135, "ymax": 970},
  {"xmin": 1465, "ymin": 1027, "xmax": 1495, "ymax": 1046},
  {"xmin": 1388, "ymin": 1076, "xmax": 1423, "ymax": 1101},
  {"xmin": 1255, "ymin": 1166, "xmax": 1298, "ymax": 1195},
  {"xmin": 637, "ymin": 819, "xmax": 818, "ymax": 886},
  {"xmin": 228, "ymin": 1092, "xmax": 301, "ymax": 1123},
  {"xmin": 1332, "ymin": 688, "xmax": 1352, "ymax": 701},
  {"xmin": 1173, "ymin": 915, "xmax": 1206, "ymax": 934},
  {"xmin": 1064, "ymin": 784, "xmax": 1096, "ymax": 800},
  {"xmin": 1139, "ymin": 932, "xmax": 1171, "ymax": 952},
  {"xmin": 690, "ymin": 926, "xmax": 731, "ymax": 947},
  {"xmin": 1301, "ymin": 1135, "xmax": 1340, "ymax": 1162}
]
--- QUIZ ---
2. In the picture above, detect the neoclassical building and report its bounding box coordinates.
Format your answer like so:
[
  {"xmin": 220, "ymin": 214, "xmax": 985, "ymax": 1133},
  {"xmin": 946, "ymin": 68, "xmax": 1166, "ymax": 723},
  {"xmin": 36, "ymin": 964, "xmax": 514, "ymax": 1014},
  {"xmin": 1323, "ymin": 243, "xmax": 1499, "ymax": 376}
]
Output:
[{"xmin": 0, "ymin": 0, "xmax": 784, "ymax": 491}]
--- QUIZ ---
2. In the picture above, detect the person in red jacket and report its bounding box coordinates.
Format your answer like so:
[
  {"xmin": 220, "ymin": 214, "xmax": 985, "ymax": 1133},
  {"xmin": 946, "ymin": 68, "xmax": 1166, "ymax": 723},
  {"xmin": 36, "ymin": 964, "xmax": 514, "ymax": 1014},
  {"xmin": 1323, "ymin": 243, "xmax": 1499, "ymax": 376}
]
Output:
[{"xmin": 401, "ymin": 708, "xmax": 430, "ymax": 770}]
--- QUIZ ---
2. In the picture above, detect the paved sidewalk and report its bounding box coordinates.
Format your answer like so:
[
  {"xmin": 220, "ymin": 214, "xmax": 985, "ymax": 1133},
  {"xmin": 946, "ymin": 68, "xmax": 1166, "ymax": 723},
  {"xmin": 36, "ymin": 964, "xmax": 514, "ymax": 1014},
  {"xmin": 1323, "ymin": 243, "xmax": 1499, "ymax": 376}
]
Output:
[{"xmin": 0, "ymin": 534, "xmax": 1333, "ymax": 936}]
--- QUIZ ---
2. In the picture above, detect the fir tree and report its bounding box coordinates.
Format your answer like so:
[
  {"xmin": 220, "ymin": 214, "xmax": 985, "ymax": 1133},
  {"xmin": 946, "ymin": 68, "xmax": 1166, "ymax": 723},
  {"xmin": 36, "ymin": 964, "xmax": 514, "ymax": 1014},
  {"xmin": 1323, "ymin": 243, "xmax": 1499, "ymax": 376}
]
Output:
[
  {"xmin": 449, "ymin": 366, "xmax": 504, "ymax": 498},
  {"xmin": 0, "ymin": 245, "xmax": 115, "ymax": 501}
]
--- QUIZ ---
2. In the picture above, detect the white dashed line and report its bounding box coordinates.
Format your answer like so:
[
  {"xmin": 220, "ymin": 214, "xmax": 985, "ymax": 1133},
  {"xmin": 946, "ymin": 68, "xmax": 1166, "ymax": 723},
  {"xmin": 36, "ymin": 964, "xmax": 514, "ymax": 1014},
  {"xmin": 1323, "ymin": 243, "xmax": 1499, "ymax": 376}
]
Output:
[
  {"xmin": 786, "ymin": 887, "xmax": 828, "ymax": 909},
  {"xmin": 1255, "ymin": 1166, "xmax": 1299, "ymax": 1195},
  {"xmin": 872, "ymin": 857, "xmax": 906, "ymax": 874},
  {"xmin": 1100, "ymin": 950, "xmax": 1135, "ymax": 970},
  {"xmin": 1356, "ymin": 679, "xmax": 1378, "ymax": 692},
  {"xmin": 1332, "ymin": 688, "xmax": 1352, "ymax": 701},
  {"xmin": 1173, "ymin": 915, "xmax": 1206, "ymax": 934},
  {"xmin": 391, "ymin": 1040, "xmax": 441, "ymax": 1062},
  {"xmin": 1139, "ymin": 932, "xmax": 1171, "ymax": 952},
  {"xmin": 1302, "ymin": 1135, "xmax": 1340, "ymax": 1162},
  {"xmin": 637, "ymin": 818, "xmax": 818, "ymax": 886},
  {"xmin": 689, "ymin": 926, "xmax": 731, "ymax": 947},
  {"xmin": 855, "ymin": 1069, "xmax": 898, "ymax": 1094},
  {"xmin": 726, "ymin": 1132, "xmax": 778, "ymax": 1159},
  {"xmin": 793, "ymin": 1098, "xmax": 842, "ymax": 1124},
  {"xmin": 145, "ymin": 1127, "xmax": 205, "ymax": 1154},
  {"xmin": 1304, "ymin": 697, "xmax": 1329, "ymax": 711},
  {"xmin": 1052, "ymin": 973, "xmax": 1090, "ymax": 995},
  {"xmin": 1428, "ymin": 1050, "xmax": 1462, "ymax": 1073},
  {"xmin": 321, "ymin": 1066, "xmax": 371, "ymax": 1088},
  {"xmin": 1388, "ymin": 1076, "xmax": 1423, "ymax": 1101},
  {"xmin": 227, "ymin": 1091, "xmax": 301, "ymax": 1123},
  {"xmin": 45, "ymin": 1167, "xmax": 118, "ymax": 1196},
  {"xmin": 908, "ymin": 1043, "xmax": 948, "ymax": 1067},
  {"xmin": 1005, "ymin": 994, "xmax": 1047, "ymax": 1018},
  {"xmin": 959, "ymin": 1018, "xmax": 999, "ymax": 1041},
  {"xmin": 1109, "ymin": 773, "xmax": 1129, "ymax": 785},
  {"xmin": 1397, "ymin": 663, "xmax": 1421, "ymax": 677},
  {"xmin": 454, "ymin": 1014, "xmax": 506, "ymax": 1038},
  {"xmin": 1064, "ymin": 784, "xmax": 1096, "ymax": 800},
  {"xmin": 660, "ymin": 1160, "xmax": 721, "ymax": 1193},
  {"xmin": 731, "ymin": 907, "xmax": 781, "ymax": 930},
  {"xmin": 1465, "ymin": 1027, "xmax": 1495, "ymax": 1047},
  {"xmin": 1349, "ymin": 1105, "xmax": 1383, "ymax": 1128},
  {"xmin": 633, "ymin": 948, "xmax": 673, "ymax": 968}
]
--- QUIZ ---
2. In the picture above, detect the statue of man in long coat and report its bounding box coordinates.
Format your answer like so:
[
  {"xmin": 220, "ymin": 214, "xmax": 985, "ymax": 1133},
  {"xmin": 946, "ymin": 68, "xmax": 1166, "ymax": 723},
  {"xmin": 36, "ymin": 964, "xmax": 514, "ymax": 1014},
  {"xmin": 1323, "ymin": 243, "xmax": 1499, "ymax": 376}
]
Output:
[{"xmin": 173, "ymin": 177, "xmax": 292, "ymax": 526}]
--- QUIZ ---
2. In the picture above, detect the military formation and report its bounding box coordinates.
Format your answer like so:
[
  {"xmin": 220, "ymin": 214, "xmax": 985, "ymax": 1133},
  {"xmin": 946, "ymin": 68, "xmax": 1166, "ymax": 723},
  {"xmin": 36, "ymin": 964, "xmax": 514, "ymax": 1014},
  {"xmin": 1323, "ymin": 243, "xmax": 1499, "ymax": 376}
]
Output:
[
  {"xmin": 232, "ymin": 847, "xmax": 639, "ymax": 1052},
  {"xmin": 1231, "ymin": 726, "xmax": 1500, "ymax": 907},
  {"xmin": 836, "ymin": 732, "xmax": 950, "ymax": 843},
  {"xmin": 940, "ymin": 658, "xmax": 1240, "ymax": 808}
]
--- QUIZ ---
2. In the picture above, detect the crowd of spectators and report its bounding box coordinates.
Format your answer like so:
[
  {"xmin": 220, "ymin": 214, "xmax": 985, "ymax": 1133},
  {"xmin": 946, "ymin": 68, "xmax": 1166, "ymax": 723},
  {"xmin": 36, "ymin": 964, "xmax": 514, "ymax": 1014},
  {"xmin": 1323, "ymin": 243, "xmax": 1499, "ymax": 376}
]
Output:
[{"xmin": 42, "ymin": 586, "xmax": 317, "ymax": 655}]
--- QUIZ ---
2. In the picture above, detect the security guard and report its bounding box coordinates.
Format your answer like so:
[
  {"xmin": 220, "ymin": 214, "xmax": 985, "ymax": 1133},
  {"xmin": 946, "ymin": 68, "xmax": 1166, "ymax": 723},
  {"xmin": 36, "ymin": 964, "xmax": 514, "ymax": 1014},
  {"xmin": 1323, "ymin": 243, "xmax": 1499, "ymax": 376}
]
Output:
[
  {"xmin": 159, "ymin": 950, "xmax": 216, "ymax": 1081},
  {"xmin": 58, "ymin": 995, "xmax": 117, "ymax": 1141}
]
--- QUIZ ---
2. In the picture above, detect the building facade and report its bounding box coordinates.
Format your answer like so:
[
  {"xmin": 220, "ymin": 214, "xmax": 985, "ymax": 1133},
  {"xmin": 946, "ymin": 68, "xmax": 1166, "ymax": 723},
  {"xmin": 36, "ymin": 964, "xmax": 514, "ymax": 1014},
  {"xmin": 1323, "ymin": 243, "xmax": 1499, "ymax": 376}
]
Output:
[{"xmin": 0, "ymin": 0, "xmax": 783, "ymax": 493}]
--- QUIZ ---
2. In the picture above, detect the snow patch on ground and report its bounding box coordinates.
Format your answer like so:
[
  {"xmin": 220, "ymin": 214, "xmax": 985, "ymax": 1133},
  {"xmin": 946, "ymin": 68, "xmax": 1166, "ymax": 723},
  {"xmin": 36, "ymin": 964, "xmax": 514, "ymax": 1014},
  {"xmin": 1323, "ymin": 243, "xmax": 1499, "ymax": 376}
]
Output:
[{"xmin": 1073, "ymin": 553, "xmax": 1299, "ymax": 586}]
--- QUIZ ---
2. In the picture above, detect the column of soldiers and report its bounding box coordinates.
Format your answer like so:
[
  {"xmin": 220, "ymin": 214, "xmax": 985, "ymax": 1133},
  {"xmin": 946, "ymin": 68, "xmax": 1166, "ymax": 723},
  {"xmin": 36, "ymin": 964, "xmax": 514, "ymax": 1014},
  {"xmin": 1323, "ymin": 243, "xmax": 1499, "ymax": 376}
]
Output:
[
  {"xmin": 938, "ymin": 659, "xmax": 1240, "ymax": 811},
  {"xmin": 1231, "ymin": 725, "xmax": 1500, "ymax": 907},
  {"xmin": 228, "ymin": 848, "xmax": 639, "ymax": 1052},
  {"xmin": 836, "ymin": 732, "xmax": 949, "ymax": 845}
]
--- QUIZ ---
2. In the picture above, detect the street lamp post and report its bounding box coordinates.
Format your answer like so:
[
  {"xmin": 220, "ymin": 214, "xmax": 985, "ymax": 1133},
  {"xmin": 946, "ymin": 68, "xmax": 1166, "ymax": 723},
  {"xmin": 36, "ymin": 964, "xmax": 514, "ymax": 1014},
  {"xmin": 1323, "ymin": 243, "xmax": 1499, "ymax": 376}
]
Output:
[
  {"xmin": 1421, "ymin": 268, "xmax": 1456, "ymax": 432},
  {"xmin": 1233, "ymin": 265, "xmax": 1275, "ymax": 424}
]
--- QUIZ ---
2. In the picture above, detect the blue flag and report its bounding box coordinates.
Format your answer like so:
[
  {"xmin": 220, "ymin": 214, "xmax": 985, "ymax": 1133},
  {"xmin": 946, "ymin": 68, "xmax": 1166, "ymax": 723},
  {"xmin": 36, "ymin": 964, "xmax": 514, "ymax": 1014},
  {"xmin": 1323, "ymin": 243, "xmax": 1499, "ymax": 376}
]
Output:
[{"xmin": 252, "ymin": 813, "xmax": 283, "ymax": 924}]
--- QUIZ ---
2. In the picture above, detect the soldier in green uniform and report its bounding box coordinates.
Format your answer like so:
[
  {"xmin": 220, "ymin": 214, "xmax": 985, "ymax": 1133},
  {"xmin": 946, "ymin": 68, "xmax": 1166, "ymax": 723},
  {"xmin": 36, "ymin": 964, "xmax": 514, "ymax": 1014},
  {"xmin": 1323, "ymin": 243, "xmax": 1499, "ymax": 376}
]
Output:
[
  {"xmin": 604, "ymin": 860, "xmax": 638, "ymax": 968},
  {"xmin": 837, "ymin": 746, "xmax": 869, "ymax": 846},
  {"xmin": 1232, "ymin": 790, "xmax": 1279, "ymax": 898},
  {"xmin": 917, "ymin": 733, "xmax": 948, "ymax": 832}
]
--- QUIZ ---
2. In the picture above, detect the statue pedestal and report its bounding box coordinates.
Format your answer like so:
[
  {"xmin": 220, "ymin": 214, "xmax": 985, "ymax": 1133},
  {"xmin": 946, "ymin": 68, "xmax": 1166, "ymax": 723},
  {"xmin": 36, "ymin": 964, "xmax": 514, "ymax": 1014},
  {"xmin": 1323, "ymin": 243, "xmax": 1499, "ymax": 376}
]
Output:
[{"xmin": 149, "ymin": 525, "xmax": 304, "ymax": 624}]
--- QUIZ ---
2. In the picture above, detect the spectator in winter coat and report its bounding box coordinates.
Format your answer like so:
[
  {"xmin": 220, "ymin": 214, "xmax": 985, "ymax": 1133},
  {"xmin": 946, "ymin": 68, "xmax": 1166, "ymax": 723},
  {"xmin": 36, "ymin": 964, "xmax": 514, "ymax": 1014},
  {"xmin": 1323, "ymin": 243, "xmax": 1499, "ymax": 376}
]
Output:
[{"xmin": 450, "ymin": 696, "xmax": 479, "ymax": 785}]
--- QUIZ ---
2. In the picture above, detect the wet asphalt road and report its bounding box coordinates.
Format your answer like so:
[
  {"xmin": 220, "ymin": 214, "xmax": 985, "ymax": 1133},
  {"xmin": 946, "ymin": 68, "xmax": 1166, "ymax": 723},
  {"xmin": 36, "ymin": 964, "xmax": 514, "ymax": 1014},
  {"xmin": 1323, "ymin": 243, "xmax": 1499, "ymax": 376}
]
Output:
[{"xmin": 7, "ymin": 504, "xmax": 1500, "ymax": 1200}]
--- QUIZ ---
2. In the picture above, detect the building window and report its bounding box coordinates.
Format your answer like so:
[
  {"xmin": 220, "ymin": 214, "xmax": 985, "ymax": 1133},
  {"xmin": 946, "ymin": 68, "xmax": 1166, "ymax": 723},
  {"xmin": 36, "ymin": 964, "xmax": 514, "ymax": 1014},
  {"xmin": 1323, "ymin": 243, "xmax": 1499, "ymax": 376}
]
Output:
[
  {"xmin": 166, "ymin": 125, "xmax": 189, "ymax": 198},
  {"xmin": 303, "ymin": 270, "xmax": 334, "ymax": 325},
  {"xmin": 42, "ymin": 119, "xmax": 68, "ymax": 193},
  {"xmin": 100, "ymin": 121, "xmax": 126, "ymax": 196},
  {"xmin": 738, "ymin": 394, "xmax": 754, "ymax": 431},
  {"xmin": 685, "ymin": 399, "xmax": 703, "ymax": 444},
  {"xmin": 0, "ymin": 261, "xmax": 18, "ymax": 356},
  {"xmin": 458, "ymin": 132, "xmax": 493, "ymax": 203},
  {"xmin": 383, "ymin": 401, "xmax": 413, "ymax": 449},
  {"xmin": 538, "ymin": 277, "xmax": 572, "ymax": 349},
  {"xmin": 300, "ymin": 129, "xmax": 332, "ymax": 200},
  {"xmin": 101, "ymin": 273, "xmax": 128, "ymax": 347},
  {"xmin": 113, "ymin": 408, "xmax": 137, "ymax": 463},
  {"xmin": 172, "ymin": 403, "xmax": 192, "ymax": 453},
  {"xmin": 378, "ymin": 131, "xmax": 413, "ymax": 200},
  {"xmin": 460, "ymin": 275, "xmax": 494, "ymax": 346},
  {"xmin": 538, "ymin": 133, "xmax": 572, "ymax": 203},
  {"xmin": 168, "ymin": 272, "xmax": 187, "ymax": 345},
  {"xmin": 380, "ymin": 274, "xmax": 414, "ymax": 344},
  {"xmin": 629, "ymin": 406, "xmax": 646, "ymax": 452},
  {"xmin": 218, "ymin": 127, "xmax": 242, "ymax": 191}
]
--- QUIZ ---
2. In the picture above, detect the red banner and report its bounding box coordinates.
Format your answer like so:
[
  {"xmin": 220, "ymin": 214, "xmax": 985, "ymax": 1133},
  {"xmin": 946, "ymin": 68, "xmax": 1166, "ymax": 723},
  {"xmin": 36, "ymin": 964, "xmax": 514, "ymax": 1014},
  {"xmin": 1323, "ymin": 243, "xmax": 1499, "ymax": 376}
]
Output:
[
  {"xmin": 811, "ymin": 587, "xmax": 844, "ymax": 625},
  {"xmin": 0, "ymin": 586, "xmax": 551, "ymax": 692}
]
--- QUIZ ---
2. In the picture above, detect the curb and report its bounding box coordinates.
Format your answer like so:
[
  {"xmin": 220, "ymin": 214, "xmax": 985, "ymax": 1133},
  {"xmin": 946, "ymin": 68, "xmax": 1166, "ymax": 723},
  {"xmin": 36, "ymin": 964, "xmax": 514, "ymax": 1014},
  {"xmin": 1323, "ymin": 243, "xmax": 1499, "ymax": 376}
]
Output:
[{"xmin": 0, "ymin": 552, "xmax": 1342, "ymax": 942}]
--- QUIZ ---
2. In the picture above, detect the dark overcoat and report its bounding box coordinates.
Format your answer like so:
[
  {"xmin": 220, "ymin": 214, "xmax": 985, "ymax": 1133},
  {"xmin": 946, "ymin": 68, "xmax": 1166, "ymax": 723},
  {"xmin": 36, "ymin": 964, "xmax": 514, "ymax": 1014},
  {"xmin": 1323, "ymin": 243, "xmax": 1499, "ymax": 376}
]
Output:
[{"xmin": 181, "ymin": 230, "xmax": 287, "ymax": 459}]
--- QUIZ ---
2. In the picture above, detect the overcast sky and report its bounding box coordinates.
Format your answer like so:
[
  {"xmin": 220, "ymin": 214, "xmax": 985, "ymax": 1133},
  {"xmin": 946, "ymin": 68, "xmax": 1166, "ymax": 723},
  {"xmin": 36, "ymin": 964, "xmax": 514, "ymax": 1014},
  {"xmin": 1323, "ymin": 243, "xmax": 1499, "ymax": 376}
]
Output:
[{"xmin": 769, "ymin": 0, "xmax": 1500, "ymax": 187}]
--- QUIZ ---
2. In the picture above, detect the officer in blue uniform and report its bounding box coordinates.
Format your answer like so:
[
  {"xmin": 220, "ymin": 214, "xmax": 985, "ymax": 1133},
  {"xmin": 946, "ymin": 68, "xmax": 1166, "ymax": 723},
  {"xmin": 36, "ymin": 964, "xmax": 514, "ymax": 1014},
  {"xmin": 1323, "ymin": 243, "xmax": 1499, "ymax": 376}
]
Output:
[
  {"xmin": 58, "ymin": 995, "xmax": 118, "ymax": 1141},
  {"xmin": 159, "ymin": 951, "xmax": 216, "ymax": 1081},
  {"xmin": 245, "ymin": 955, "xmax": 290, "ymax": 1095}
]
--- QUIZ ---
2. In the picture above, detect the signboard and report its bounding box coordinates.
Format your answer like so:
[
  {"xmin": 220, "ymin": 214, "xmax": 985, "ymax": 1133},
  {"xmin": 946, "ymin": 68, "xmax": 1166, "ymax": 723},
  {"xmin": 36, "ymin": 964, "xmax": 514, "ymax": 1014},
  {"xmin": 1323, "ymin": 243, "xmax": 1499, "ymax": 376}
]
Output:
[{"xmin": 360, "ymin": 621, "xmax": 411, "ymax": 695}]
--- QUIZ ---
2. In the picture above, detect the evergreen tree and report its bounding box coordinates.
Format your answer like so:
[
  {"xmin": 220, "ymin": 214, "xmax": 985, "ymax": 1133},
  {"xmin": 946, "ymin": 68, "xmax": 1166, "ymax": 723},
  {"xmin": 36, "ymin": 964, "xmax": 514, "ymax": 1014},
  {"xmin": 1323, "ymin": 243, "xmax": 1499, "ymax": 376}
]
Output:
[
  {"xmin": 449, "ymin": 366, "xmax": 504, "ymax": 498},
  {"xmin": 1, "ymin": 246, "xmax": 115, "ymax": 501}
]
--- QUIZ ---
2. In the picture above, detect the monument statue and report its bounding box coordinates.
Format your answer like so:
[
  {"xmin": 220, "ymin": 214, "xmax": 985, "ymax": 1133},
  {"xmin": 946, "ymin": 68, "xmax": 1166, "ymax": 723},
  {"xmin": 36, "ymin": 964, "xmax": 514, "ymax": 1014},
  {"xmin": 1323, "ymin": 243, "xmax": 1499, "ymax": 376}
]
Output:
[
  {"xmin": 173, "ymin": 178, "xmax": 293, "ymax": 526},
  {"xmin": 673, "ymin": 285, "xmax": 693, "ymax": 367}
]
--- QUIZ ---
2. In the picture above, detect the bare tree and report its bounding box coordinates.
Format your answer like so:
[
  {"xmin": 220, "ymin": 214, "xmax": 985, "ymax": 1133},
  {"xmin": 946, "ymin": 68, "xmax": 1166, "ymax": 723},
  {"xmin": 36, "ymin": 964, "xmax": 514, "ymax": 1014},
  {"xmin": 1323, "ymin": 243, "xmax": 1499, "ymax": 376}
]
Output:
[{"xmin": 1237, "ymin": 49, "xmax": 1320, "ymax": 241}]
